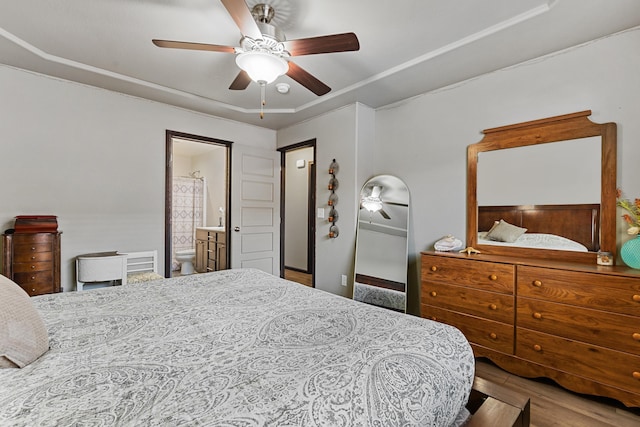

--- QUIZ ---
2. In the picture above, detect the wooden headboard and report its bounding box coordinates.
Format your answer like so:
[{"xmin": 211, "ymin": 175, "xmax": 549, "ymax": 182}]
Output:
[{"xmin": 478, "ymin": 204, "xmax": 600, "ymax": 252}]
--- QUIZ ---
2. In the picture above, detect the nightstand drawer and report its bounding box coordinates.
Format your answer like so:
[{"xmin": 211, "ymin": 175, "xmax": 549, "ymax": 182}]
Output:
[
  {"xmin": 518, "ymin": 297, "xmax": 640, "ymax": 356},
  {"xmin": 423, "ymin": 305, "xmax": 514, "ymax": 354},
  {"xmin": 422, "ymin": 281, "xmax": 514, "ymax": 324},
  {"xmin": 518, "ymin": 265, "xmax": 640, "ymax": 316},
  {"xmin": 516, "ymin": 328, "xmax": 640, "ymax": 395},
  {"xmin": 421, "ymin": 254, "xmax": 514, "ymax": 294}
]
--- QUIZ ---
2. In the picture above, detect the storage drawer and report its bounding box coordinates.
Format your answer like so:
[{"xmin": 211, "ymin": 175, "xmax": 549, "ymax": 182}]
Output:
[
  {"xmin": 11, "ymin": 233, "xmax": 53, "ymax": 245},
  {"xmin": 13, "ymin": 271, "xmax": 54, "ymax": 296},
  {"xmin": 196, "ymin": 229, "xmax": 208, "ymax": 241},
  {"xmin": 516, "ymin": 328, "xmax": 640, "ymax": 395},
  {"xmin": 422, "ymin": 281, "xmax": 514, "ymax": 324},
  {"xmin": 423, "ymin": 305, "xmax": 514, "ymax": 354},
  {"xmin": 518, "ymin": 265, "xmax": 640, "ymax": 316},
  {"xmin": 13, "ymin": 242, "xmax": 53, "ymax": 255},
  {"xmin": 421, "ymin": 254, "xmax": 514, "ymax": 294},
  {"xmin": 12, "ymin": 261, "xmax": 53, "ymax": 273},
  {"xmin": 518, "ymin": 297, "xmax": 640, "ymax": 356},
  {"xmin": 13, "ymin": 250, "xmax": 53, "ymax": 263}
]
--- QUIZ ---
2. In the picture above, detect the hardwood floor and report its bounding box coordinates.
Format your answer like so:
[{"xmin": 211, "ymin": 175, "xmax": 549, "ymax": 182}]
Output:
[
  {"xmin": 284, "ymin": 268, "xmax": 313, "ymax": 287},
  {"xmin": 475, "ymin": 358, "xmax": 640, "ymax": 426}
]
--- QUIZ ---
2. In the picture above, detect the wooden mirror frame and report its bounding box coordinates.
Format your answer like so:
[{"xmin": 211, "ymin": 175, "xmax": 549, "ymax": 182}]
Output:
[{"xmin": 466, "ymin": 110, "xmax": 617, "ymax": 264}]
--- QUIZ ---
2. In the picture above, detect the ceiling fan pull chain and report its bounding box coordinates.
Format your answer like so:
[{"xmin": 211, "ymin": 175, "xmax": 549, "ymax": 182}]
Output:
[{"xmin": 260, "ymin": 81, "xmax": 266, "ymax": 119}]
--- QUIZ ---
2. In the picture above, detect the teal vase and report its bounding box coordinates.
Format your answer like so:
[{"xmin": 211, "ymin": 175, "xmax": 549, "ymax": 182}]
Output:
[{"xmin": 621, "ymin": 235, "xmax": 640, "ymax": 269}]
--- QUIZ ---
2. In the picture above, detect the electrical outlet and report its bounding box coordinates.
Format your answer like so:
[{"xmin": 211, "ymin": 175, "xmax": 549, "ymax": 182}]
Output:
[{"xmin": 341, "ymin": 274, "xmax": 347, "ymax": 287}]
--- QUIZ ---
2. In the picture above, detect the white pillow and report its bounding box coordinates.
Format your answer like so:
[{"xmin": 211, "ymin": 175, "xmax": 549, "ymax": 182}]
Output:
[{"xmin": 0, "ymin": 275, "xmax": 49, "ymax": 368}]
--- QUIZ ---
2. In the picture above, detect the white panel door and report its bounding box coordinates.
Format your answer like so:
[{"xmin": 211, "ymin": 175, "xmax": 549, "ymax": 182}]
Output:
[{"xmin": 230, "ymin": 144, "xmax": 280, "ymax": 274}]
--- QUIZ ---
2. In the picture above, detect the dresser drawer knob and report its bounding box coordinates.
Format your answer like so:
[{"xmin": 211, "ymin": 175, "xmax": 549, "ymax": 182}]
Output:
[
  {"xmin": 430, "ymin": 291, "xmax": 437, "ymax": 297},
  {"xmin": 533, "ymin": 312, "xmax": 543, "ymax": 319},
  {"xmin": 489, "ymin": 274, "xmax": 497, "ymax": 281},
  {"xmin": 31, "ymin": 288, "xmax": 36, "ymax": 293},
  {"xmin": 633, "ymin": 372, "xmax": 640, "ymax": 380},
  {"xmin": 31, "ymin": 276, "xmax": 35, "ymax": 280},
  {"xmin": 633, "ymin": 295, "xmax": 640, "ymax": 302},
  {"xmin": 533, "ymin": 280, "xmax": 542, "ymax": 287},
  {"xmin": 430, "ymin": 316, "xmax": 437, "ymax": 321},
  {"xmin": 430, "ymin": 266, "xmax": 437, "ymax": 272},
  {"xmin": 489, "ymin": 333, "xmax": 497, "ymax": 340},
  {"xmin": 31, "ymin": 256, "xmax": 36, "ymax": 260},
  {"xmin": 489, "ymin": 304, "xmax": 497, "ymax": 310},
  {"xmin": 633, "ymin": 333, "xmax": 640, "ymax": 341},
  {"xmin": 31, "ymin": 265, "xmax": 36, "ymax": 269},
  {"xmin": 533, "ymin": 344, "xmax": 542, "ymax": 352}
]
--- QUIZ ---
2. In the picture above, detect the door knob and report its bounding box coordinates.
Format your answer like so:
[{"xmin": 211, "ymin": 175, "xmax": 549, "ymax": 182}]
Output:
[{"xmin": 234, "ymin": 227, "xmax": 240, "ymax": 232}]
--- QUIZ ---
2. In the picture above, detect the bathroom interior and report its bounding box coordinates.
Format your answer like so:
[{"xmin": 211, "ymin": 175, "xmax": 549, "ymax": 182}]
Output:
[{"xmin": 172, "ymin": 138, "xmax": 227, "ymax": 276}]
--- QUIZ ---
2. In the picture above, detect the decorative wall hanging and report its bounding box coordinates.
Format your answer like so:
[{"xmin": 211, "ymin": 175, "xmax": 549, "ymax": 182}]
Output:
[{"xmin": 328, "ymin": 159, "xmax": 339, "ymax": 238}]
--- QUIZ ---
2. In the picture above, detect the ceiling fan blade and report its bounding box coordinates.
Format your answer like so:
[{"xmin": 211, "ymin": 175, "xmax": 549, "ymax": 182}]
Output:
[
  {"xmin": 152, "ymin": 39, "xmax": 235, "ymax": 53},
  {"xmin": 283, "ymin": 32, "xmax": 360, "ymax": 56},
  {"xmin": 286, "ymin": 62, "xmax": 331, "ymax": 96},
  {"xmin": 379, "ymin": 209, "xmax": 391, "ymax": 220},
  {"xmin": 229, "ymin": 70, "xmax": 252, "ymax": 90},
  {"xmin": 220, "ymin": 0, "xmax": 262, "ymax": 40}
]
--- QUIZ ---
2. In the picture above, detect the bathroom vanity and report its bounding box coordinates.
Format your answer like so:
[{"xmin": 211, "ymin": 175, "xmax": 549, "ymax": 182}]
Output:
[{"xmin": 195, "ymin": 227, "xmax": 226, "ymax": 273}]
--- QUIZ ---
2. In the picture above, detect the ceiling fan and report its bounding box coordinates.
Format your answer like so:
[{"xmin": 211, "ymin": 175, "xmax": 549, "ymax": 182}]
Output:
[
  {"xmin": 152, "ymin": 0, "xmax": 360, "ymax": 97},
  {"xmin": 361, "ymin": 185, "xmax": 392, "ymax": 220}
]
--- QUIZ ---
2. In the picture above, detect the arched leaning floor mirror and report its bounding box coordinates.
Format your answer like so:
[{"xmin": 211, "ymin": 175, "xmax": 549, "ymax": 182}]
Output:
[{"xmin": 353, "ymin": 175, "xmax": 410, "ymax": 312}]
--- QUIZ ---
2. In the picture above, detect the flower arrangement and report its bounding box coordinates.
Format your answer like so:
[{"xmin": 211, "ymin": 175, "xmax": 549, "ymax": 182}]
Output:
[{"xmin": 617, "ymin": 189, "xmax": 640, "ymax": 235}]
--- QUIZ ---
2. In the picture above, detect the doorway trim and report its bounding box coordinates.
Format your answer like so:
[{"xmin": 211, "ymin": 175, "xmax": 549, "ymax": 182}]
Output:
[
  {"xmin": 278, "ymin": 139, "xmax": 316, "ymax": 286},
  {"xmin": 165, "ymin": 130, "xmax": 232, "ymax": 278}
]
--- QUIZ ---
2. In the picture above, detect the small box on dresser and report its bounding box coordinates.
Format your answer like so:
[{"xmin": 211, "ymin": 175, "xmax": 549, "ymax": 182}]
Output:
[{"xmin": 421, "ymin": 251, "xmax": 640, "ymax": 408}]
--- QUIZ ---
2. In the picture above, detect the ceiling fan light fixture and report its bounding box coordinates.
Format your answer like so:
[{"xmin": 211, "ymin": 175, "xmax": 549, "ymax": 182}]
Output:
[
  {"xmin": 235, "ymin": 51, "xmax": 288, "ymax": 84},
  {"xmin": 361, "ymin": 196, "xmax": 383, "ymax": 213}
]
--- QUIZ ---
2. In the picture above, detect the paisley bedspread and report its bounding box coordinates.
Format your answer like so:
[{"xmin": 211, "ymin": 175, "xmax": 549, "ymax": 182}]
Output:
[{"xmin": 0, "ymin": 268, "xmax": 474, "ymax": 426}]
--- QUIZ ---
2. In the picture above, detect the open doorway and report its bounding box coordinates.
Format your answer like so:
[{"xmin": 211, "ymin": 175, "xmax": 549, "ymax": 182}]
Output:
[
  {"xmin": 165, "ymin": 131, "xmax": 231, "ymax": 278},
  {"xmin": 279, "ymin": 140, "xmax": 316, "ymax": 287}
]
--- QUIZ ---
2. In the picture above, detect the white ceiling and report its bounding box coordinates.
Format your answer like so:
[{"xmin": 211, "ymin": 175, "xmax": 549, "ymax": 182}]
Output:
[{"xmin": 2, "ymin": 0, "xmax": 640, "ymax": 130}]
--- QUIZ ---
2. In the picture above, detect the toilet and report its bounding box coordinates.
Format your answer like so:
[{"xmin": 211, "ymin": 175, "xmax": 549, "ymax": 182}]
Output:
[{"xmin": 175, "ymin": 249, "xmax": 196, "ymax": 275}]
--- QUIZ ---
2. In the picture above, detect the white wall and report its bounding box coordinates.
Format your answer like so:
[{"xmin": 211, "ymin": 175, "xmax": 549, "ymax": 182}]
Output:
[
  {"xmin": 0, "ymin": 65, "xmax": 275, "ymax": 291},
  {"xmin": 278, "ymin": 104, "xmax": 375, "ymax": 297},
  {"xmin": 374, "ymin": 27, "xmax": 640, "ymax": 314}
]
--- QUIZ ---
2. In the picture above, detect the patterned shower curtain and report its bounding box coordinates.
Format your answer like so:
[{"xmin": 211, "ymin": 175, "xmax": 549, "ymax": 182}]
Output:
[{"xmin": 172, "ymin": 176, "xmax": 205, "ymax": 271}]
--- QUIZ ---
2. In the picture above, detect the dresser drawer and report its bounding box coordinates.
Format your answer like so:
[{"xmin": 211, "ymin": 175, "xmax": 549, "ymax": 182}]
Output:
[
  {"xmin": 13, "ymin": 271, "xmax": 54, "ymax": 296},
  {"xmin": 14, "ymin": 242, "xmax": 53, "ymax": 255},
  {"xmin": 516, "ymin": 328, "xmax": 640, "ymax": 395},
  {"xmin": 423, "ymin": 305, "xmax": 514, "ymax": 354},
  {"xmin": 518, "ymin": 297, "xmax": 640, "ymax": 356},
  {"xmin": 421, "ymin": 254, "xmax": 514, "ymax": 294},
  {"xmin": 422, "ymin": 281, "xmax": 514, "ymax": 324},
  {"xmin": 12, "ymin": 250, "xmax": 54, "ymax": 263},
  {"xmin": 12, "ymin": 261, "xmax": 53, "ymax": 273},
  {"xmin": 11, "ymin": 233, "xmax": 54, "ymax": 245},
  {"xmin": 518, "ymin": 265, "xmax": 640, "ymax": 316}
]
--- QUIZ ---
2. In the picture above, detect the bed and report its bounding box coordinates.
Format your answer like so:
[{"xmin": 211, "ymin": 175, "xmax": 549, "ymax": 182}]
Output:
[
  {"xmin": 477, "ymin": 204, "xmax": 600, "ymax": 252},
  {"xmin": 0, "ymin": 268, "xmax": 475, "ymax": 426}
]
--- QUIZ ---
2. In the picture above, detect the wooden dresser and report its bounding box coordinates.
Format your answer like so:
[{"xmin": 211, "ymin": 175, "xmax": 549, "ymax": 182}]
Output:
[
  {"xmin": 421, "ymin": 251, "xmax": 640, "ymax": 407},
  {"xmin": 2, "ymin": 232, "xmax": 62, "ymax": 296}
]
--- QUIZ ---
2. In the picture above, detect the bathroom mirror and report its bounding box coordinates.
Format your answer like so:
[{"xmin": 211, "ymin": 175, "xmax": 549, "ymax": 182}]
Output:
[
  {"xmin": 467, "ymin": 110, "xmax": 617, "ymax": 264},
  {"xmin": 353, "ymin": 175, "xmax": 410, "ymax": 312}
]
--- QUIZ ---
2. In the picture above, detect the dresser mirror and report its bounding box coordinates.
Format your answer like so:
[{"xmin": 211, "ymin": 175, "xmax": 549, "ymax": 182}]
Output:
[
  {"xmin": 353, "ymin": 175, "xmax": 410, "ymax": 312},
  {"xmin": 467, "ymin": 110, "xmax": 617, "ymax": 264}
]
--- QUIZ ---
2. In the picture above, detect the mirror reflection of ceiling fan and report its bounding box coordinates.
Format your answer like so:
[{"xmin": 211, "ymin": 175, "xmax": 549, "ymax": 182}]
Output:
[
  {"xmin": 361, "ymin": 185, "xmax": 392, "ymax": 220},
  {"xmin": 152, "ymin": 0, "xmax": 360, "ymax": 98}
]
